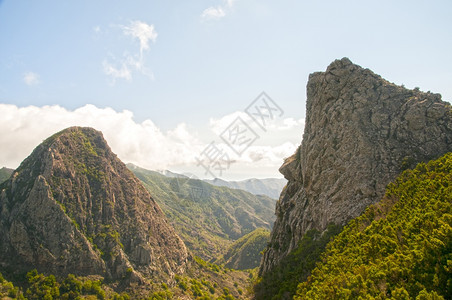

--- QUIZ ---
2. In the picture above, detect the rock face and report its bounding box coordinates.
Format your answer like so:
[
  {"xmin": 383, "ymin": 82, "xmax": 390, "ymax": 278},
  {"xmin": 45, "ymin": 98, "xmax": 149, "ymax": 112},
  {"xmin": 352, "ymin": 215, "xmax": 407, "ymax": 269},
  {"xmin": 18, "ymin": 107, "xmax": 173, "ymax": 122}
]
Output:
[
  {"xmin": 0, "ymin": 127, "xmax": 188, "ymax": 281},
  {"xmin": 260, "ymin": 58, "xmax": 452, "ymax": 274}
]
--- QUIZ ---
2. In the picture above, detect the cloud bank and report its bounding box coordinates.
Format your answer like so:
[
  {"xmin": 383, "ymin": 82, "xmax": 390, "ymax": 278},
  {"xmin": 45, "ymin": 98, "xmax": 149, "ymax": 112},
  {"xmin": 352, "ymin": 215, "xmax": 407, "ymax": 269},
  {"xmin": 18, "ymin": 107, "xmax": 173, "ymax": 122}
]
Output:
[
  {"xmin": 0, "ymin": 104, "xmax": 201, "ymax": 170},
  {"xmin": 208, "ymin": 111, "xmax": 303, "ymax": 165},
  {"xmin": 0, "ymin": 104, "xmax": 301, "ymax": 179}
]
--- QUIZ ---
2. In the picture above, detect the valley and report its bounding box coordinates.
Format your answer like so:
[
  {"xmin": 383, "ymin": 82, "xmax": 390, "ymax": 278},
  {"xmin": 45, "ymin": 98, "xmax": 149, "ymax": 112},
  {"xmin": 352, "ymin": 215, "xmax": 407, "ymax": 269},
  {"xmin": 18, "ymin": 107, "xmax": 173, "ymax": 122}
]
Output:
[{"xmin": 0, "ymin": 58, "xmax": 451, "ymax": 299}]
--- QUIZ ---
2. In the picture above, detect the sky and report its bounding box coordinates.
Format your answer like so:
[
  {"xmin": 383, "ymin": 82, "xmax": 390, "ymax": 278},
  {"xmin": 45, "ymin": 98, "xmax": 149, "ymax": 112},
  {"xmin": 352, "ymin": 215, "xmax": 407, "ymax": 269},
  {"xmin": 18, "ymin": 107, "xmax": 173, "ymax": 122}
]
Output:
[{"xmin": 0, "ymin": 0, "xmax": 451, "ymax": 180}]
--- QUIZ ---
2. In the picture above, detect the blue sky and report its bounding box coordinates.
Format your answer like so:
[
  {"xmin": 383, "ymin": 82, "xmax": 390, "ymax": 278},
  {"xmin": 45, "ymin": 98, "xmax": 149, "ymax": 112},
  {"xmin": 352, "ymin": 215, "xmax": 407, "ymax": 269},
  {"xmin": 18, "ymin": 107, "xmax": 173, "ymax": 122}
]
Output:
[{"xmin": 1, "ymin": 0, "xmax": 451, "ymax": 179}]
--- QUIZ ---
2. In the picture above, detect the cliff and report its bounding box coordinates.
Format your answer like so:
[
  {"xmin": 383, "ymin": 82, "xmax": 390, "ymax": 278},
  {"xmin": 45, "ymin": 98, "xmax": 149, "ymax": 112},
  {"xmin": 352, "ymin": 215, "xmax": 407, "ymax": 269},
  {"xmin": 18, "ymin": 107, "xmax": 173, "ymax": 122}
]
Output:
[{"xmin": 260, "ymin": 58, "xmax": 452, "ymax": 275}]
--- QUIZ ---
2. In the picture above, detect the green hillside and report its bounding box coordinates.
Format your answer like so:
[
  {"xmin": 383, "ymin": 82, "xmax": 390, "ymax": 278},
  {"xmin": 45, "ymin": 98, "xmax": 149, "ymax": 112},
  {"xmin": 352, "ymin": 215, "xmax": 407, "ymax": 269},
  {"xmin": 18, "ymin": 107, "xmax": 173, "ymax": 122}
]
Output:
[
  {"xmin": 217, "ymin": 228, "xmax": 270, "ymax": 270},
  {"xmin": 128, "ymin": 165, "xmax": 277, "ymax": 261},
  {"xmin": 253, "ymin": 223, "xmax": 342, "ymax": 299},
  {"xmin": 295, "ymin": 152, "xmax": 452, "ymax": 299}
]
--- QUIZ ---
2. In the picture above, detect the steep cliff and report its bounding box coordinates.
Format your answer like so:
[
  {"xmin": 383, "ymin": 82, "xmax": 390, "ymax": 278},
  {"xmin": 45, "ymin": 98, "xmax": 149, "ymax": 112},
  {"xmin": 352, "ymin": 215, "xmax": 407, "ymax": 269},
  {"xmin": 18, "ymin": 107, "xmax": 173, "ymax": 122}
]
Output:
[
  {"xmin": 0, "ymin": 127, "xmax": 188, "ymax": 281},
  {"xmin": 260, "ymin": 58, "xmax": 452, "ymax": 275}
]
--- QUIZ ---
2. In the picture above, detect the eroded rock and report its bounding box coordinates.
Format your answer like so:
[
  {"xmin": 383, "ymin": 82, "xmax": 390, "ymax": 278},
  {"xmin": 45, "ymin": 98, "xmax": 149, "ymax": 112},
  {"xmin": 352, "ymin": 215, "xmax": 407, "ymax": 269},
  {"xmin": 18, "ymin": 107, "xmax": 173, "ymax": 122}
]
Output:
[{"xmin": 260, "ymin": 58, "xmax": 452, "ymax": 275}]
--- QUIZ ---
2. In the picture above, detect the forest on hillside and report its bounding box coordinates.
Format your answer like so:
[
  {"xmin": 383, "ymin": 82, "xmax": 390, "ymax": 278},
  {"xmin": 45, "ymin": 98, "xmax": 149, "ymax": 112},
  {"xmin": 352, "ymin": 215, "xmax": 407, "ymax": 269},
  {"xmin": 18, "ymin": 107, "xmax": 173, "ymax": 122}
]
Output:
[{"xmin": 295, "ymin": 153, "xmax": 451, "ymax": 299}]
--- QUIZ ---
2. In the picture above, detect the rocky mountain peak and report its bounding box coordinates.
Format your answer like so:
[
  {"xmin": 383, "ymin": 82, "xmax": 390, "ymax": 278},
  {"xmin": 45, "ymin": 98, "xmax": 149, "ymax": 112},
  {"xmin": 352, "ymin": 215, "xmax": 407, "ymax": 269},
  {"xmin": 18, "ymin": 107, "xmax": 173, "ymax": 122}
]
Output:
[
  {"xmin": 0, "ymin": 126, "xmax": 188, "ymax": 281},
  {"xmin": 260, "ymin": 58, "xmax": 452, "ymax": 275}
]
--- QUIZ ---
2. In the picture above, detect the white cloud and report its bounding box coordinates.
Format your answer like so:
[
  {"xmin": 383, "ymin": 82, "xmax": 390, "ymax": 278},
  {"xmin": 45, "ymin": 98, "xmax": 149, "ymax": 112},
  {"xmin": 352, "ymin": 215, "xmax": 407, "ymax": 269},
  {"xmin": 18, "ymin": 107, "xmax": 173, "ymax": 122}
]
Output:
[
  {"xmin": 226, "ymin": 0, "xmax": 236, "ymax": 8},
  {"xmin": 209, "ymin": 111, "xmax": 304, "ymax": 135},
  {"xmin": 201, "ymin": 0, "xmax": 237, "ymax": 20},
  {"xmin": 121, "ymin": 21, "xmax": 157, "ymax": 58},
  {"xmin": 0, "ymin": 104, "xmax": 301, "ymax": 179},
  {"xmin": 102, "ymin": 60, "xmax": 132, "ymax": 82},
  {"xmin": 209, "ymin": 111, "xmax": 251, "ymax": 135},
  {"xmin": 206, "ymin": 110, "xmax": 302, "ymax": 175},
  {"xmin": 201, "ymin": 7, "xmax": 226, "ymax": 20},
  {"xmin": 0, "ymin": 104, "xmax": 202, "ymax": 170},
  {"xmin": 23, "ymin": 72, "xmax": 40, "ymax": 86},
  {"xmin": 214, "ymin": 142, "xmax": 297, "ymax": 164},
  {"xmin": 103, "ymin": 20, "xmax": 157, "ymax": 83},
  {"xmin": 268, "ymin": 117, "xmax": 305, "ymax": 131}
]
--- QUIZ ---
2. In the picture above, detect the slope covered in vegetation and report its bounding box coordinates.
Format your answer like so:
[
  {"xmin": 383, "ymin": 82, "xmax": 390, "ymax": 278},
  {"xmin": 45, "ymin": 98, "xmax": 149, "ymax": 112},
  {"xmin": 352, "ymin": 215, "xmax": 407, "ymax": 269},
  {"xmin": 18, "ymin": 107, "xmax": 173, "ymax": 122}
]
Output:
[
  {"xmin": 216, "ymin": 228, "xmax": 270, "ymax": 270},
  {"xmin": 129, "ymin": 165, "xmax": 276, "ymax": 261},
  {"xmin": 0, "ymin": 259, "xmax": 251, "ymax": 300},
  {"xmin": 253, "ymin": 223, "xmax": 342, "ymax": 299},
  {"xmin": 295, "ymin": 152, "xmax": 452, "ymax": 299}
]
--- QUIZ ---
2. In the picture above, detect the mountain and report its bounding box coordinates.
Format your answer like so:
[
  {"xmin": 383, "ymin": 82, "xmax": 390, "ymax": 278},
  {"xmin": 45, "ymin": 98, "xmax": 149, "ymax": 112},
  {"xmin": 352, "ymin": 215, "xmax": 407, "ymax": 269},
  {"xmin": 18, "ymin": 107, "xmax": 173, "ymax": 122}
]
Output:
[
  {"xmin": 216, "ymin": 228, "xmax": 270, "ymax": 270},
  {"xmin": 205, "ymin": 178, "xmax": 287, "ymax": 200},
  {"xmin": 155, "ymin": 169, "xmax": 286, "ymax": 199},
  {"xmin": 296, "ymin": 152, "xmax": 451, "ymax": 299},
  {"xmin": 257, "ymin": 58, "xmax": 452, "ymax": 298},
  {"xmin": 128, "ymin": 164, "xmax": 276, "ymax": 262},
  {"xmin": 158, "ymin": 169, "xmax": 198, "ymax": 179},
  {"xmin": 0, "ymin": 127, "xmax": 188, "ymax": 282},
  {"xmin": 0, "ymin": 167, "xmax": 13, "ymax": 184}
]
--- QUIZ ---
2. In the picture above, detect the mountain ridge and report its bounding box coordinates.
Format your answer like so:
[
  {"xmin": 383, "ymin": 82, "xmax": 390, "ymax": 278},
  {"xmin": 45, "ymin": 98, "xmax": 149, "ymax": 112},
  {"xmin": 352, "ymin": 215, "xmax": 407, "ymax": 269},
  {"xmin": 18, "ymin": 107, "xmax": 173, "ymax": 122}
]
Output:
[
  {"xmin": 205, "ymin": 177, "xmax": 286, "ymax": 200},
  {"xmin": 140, "ymin": 166, "xmax": 287, "ymax": 200},
  {"xmin": 0, "ymin": 126, "xmax": 188, "ymax": 282},
  {"xmin": 260, "ymin": 57, "xmax": 452, "ymax": 277}
]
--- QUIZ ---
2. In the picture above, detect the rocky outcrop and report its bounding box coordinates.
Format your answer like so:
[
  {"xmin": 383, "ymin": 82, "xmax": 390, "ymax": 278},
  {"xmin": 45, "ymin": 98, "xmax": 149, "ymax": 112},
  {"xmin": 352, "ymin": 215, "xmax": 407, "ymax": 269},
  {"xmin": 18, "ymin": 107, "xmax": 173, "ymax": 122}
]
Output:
[
  {"xmin": 0, "ymin": 127, "xmax": 188, "ymax": 281},
  {"xmin": 260, "ymin": 58, "xmax": 452, "ymax": 274}
]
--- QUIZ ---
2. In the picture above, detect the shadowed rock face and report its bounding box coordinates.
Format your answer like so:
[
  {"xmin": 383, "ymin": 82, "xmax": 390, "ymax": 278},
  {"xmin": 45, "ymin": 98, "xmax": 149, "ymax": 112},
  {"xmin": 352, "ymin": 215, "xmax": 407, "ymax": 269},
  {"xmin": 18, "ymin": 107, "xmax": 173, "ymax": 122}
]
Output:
[
  {"xmin": 260, "ymin": 58, "xmax": 452, "ymax": 275},
  {"xmin": 0, "ymin": 127, "xmax": 188, "ymax": 281}
]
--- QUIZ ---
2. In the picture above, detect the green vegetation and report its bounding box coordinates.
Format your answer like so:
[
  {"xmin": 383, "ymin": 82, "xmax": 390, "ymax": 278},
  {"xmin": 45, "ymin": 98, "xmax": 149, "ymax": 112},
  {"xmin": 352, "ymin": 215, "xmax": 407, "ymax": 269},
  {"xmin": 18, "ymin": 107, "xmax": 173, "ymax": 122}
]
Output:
[
  {"xmin": 0, "ymin": 255, "xmax": 252, "ymax": 299},
  {"xmin": 0, "ymin": 264, "xmax": 250, "ymax": 300},
  {"xmin": 295, "ymin": 152, "xmax": 452, "ymax": 299},
  {"xmin": 0, "ymin": 269, "xmax": 130, "ymax": 299},
  {"xmin": 128, "ymin": 165, "xmax": 276, "ymax": 261},
  {"xmin": 165, "ymin": 260, "xmax": 247, "ymax": 299},
  {"xmin": 193, "ymin": 256, "xmax": 223, "ymax": 273},
  {"xmin": 0, "ymin": 271, "xmax": 23, "ymax": 299},
  {"xmin": 253, "ymin": 223, "xmax": 342, "ymax": 299},
  {"xmin": 167, "ymin": 254, "xmax": 255, "ymax": 299},
  {"xmin": 216, "ymin": 228, "xmax": 270, "ymax": 270}
]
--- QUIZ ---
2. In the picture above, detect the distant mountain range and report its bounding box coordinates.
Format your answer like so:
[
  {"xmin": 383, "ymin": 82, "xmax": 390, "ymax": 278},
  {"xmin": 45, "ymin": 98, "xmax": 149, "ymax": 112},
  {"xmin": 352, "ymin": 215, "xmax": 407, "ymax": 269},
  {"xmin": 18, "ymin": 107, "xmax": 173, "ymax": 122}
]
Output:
[
  {"xmin": 205, "ymin": 177, "xmax": 286, "ymax": 200},
  {"xmin": 152, "ymin": 169, "xmax": 286, "ymax": 200}
]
